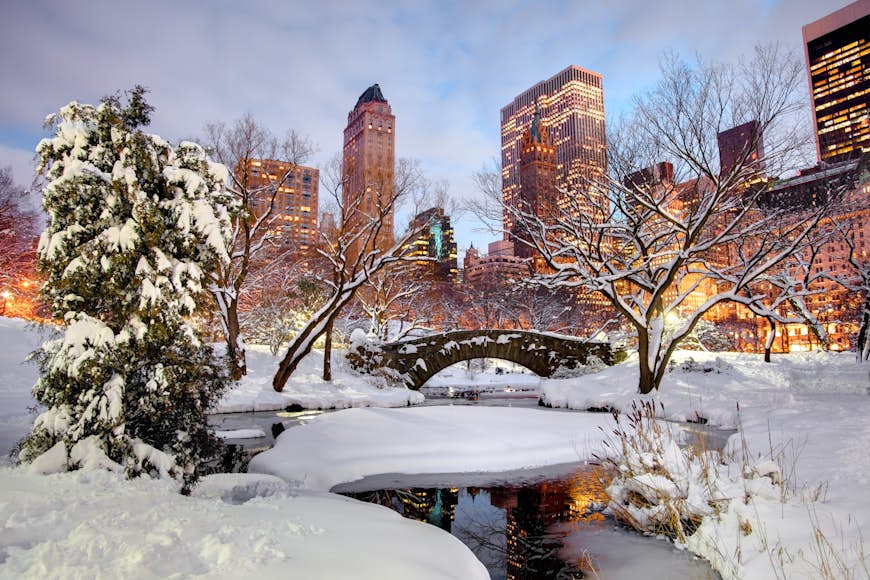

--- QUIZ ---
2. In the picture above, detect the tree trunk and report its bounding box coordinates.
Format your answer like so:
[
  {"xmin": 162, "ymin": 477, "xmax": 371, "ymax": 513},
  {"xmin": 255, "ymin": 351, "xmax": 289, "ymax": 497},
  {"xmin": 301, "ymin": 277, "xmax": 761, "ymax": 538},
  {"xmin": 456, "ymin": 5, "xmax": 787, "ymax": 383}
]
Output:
[
  {"xmin": 764, "ymin": 317, "xmax": 775, "ymax": 363},
  {"xmin": 225, "ymin": 301, "xmax": 246, "ymax": 380},
  {"xmin": 273, "ymin": 288, "xmax": 353, "ymax": 391},
  {"xmin": 857, "ymin": 294, "xmax": 870, "ymax": 362},
  {"xmin": 323, "ymin": 320, "xmax": 333, "ymax": 381},
  {"xmin": 636, "ymin": 330, "xmax": 658, "ymax": 394}
]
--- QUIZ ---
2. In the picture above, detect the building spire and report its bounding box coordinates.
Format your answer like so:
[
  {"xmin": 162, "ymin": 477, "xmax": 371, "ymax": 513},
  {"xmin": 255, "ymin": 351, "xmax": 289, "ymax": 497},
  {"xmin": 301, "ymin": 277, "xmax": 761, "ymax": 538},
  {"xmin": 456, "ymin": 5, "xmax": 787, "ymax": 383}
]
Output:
[
  {"xmin": 530, "ymin": 102, "xmax": 543, "ymax": 143},
  {"xmin": 355, "ymin": 83, "xmax": 387, "ymax": 108}
]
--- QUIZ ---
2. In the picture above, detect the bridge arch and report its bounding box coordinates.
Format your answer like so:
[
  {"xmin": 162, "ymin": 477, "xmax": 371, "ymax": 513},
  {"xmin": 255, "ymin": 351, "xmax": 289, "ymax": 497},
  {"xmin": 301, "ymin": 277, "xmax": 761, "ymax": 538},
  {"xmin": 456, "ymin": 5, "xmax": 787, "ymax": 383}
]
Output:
[{"xmin": 347, "ymin": 329, "xmax": 613, "ymax": 390}]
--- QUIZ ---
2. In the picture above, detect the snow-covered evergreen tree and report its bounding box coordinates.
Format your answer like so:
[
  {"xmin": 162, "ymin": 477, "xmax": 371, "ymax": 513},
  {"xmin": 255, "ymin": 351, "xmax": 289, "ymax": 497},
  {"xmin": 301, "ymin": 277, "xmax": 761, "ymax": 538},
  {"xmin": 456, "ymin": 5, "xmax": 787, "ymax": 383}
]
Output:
[{"xmin": 21, "ymin": 87, "xmax": 234, "ymax": 493}]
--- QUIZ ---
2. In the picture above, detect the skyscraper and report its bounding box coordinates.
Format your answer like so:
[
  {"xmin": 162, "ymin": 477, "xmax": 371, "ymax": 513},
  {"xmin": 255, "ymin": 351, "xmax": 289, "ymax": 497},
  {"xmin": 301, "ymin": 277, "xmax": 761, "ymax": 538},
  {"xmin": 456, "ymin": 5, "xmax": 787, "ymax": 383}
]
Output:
[
  {"xmin": 717, "ymin": 120, "xmax": 765, "ymax": 176},
  {"xmin": 514, "ymin": 106, "xmax": 558, "ymax": 260},
  {"xmin": 803, "ymin": 0, "xmax": 870, "ymax": 164},
  {"xmin": 501, "ymin": 65, "xmax": 606, "ymax": 237},
  {"xmin": 407, "ymin": 207, "xmax": 458, "ymax": 282},
  {"xmin": 342, "ymin": 83, "xmax": 396, "ymax": 253}
]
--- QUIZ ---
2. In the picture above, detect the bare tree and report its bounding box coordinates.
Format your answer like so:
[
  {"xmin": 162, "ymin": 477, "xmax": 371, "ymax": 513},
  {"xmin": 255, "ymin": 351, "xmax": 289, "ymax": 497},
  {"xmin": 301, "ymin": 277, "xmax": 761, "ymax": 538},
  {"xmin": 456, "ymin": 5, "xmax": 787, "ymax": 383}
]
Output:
[
  {"xmin": 460, "ymin": 273, "xmax": 520, "ymax": 330},
  {"xmin": 838, "ymin": 212, "xmax": 870, "ymax": 360},
  {"xmin": 356, "ymin": 267, "xmax": 427, "ymax": 341},
  {"xmin": 203, "ymin": 115, "xmax": 314, "ymax": 379},
  {"xmin": 468, "ymin": 157, "xmax": 503, "ymax": 224},
  {"xmin": 514, "ymin": 46, "xmax": 828, "ymax": 394},
  {"xmin": 737, "ymin": 228, "xmax": 838, "ymax": 361},
  {"xmin": 0, "ymin": 166, "xmax": 39, "ymax": 317},
  {"xmin": 238, "ymin": 249, "xmax": 327, "ymax": 355},
  {"xmin": 272, "ymin": 154, "xmax": 429, "ymax": 390},
  {"xmin": 510, "ymin": 284, "xmax": 577, "ymax": 334},
  {"xmin": 735, "ymin": 157, "xmax": 870, "ymax": 360}
]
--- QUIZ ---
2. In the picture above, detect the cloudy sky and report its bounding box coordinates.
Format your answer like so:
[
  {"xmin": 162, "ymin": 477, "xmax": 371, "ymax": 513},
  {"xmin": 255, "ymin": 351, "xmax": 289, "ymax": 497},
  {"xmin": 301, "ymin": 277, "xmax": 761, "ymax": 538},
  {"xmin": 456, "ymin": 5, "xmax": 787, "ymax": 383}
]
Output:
[{"xmin": 0, "ymin": 0, "xmax": 852, "ymax": 252}]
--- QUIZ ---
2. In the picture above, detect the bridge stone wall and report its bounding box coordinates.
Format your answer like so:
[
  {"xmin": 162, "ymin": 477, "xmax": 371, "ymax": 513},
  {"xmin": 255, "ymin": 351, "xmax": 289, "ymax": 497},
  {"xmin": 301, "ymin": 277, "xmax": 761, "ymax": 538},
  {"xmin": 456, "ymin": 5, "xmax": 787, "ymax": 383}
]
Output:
[{"xmin": 347, "ymin": 329, "xmax": 614, "ymax": 390}]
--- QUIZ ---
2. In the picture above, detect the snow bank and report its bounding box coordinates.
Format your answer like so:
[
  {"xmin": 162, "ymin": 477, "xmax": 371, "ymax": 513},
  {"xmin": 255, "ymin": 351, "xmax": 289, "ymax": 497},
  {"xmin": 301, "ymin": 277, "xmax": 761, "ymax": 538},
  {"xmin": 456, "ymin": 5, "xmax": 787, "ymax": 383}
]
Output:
[
  {"xmin": 215, "ymin": 345, "xmax": 423, "ymax": 412},
  {"xmin": 0, "ymin": 317, "xmax": 45, "ymax": 461},
  {"xmin": 541, "ymin": 350, "xmax": 870, "ymax": 579},
  {"xmin": 249, "ymin": 406, "xmax": 613, "ymax": 491},
  {"xmin": 541, "ymin": 350, "xmax": 868, "ymax": 428},
  {"xmin": 0, "ymin": 468, "xmax": 488, "ymax": 579},
  {"xmin": 215, "ymin": 428, "xmax": 266, "ymax": 440}
]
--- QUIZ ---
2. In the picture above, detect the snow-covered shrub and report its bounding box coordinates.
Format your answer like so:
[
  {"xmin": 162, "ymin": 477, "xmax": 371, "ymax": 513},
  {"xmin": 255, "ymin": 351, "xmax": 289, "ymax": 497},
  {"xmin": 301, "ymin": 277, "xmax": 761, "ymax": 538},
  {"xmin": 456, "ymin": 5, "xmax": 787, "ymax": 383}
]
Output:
[
  {"xmin": 669, "ymin": 356, "xmax": 734, "ymax": 375},
  {"xmin": 599, "ymin": 401, "xmax": 789, "ymax": 555},
  {"xmin": 599, "ymin": 401, "xmax": 727, "ymax": 541},
  {"xmin": 551, "ymin": 355, "xmax": 607, "ymax": 378},
  {"xmin": 21, "ymin": 87, "xmax": 233, "ymax": 493}
]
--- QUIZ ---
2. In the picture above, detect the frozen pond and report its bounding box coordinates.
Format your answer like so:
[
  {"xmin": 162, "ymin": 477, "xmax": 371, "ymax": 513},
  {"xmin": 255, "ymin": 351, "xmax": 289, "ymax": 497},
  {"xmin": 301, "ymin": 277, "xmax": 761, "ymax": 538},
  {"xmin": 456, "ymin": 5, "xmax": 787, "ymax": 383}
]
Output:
[{"xmin": 212, "ymin": 392, "xmax": 728, "ymax": 579}]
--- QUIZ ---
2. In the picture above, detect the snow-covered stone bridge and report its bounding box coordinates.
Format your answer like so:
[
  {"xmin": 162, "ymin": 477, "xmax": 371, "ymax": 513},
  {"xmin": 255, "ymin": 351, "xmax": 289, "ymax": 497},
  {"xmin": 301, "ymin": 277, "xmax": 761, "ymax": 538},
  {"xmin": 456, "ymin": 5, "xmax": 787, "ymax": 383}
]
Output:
[{"xmin": 347, "ymin": 330, "xmax": 614, "ymax": 389}]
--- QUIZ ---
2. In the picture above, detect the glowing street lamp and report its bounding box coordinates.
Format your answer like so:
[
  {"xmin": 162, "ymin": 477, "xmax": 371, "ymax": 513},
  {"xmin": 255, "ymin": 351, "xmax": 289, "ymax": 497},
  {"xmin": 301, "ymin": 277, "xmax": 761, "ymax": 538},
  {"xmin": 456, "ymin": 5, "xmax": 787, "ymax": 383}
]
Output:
[{"xmin": 0, "ymin": 290, "xmax": 11, "ymax": 316}]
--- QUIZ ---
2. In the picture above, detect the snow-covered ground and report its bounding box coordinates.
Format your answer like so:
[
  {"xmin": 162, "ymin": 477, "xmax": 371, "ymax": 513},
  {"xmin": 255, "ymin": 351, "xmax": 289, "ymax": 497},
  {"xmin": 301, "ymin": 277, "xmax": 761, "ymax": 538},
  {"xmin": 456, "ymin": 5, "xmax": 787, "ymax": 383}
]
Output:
[
  {"xmin": 215, "ymin": 344, "xmax": 424, "ymax": 412},
  {"xmin": 541, "ymin": 351, "xmax": 870, "ymax": 579},
  {"xmin": 0, "ymin": 317, "xmax": 486, "ymax": 579},
  {"xmin": 2, "ymin": 316, "xmax": 869, "ymax": 579},
  {"xmin": 0, "ymin": 318, "xmax": 425, "ymax": 459},
  {"xmin": 0, "ymin": 468, "xmax": 488, "ymax": 579},
  {"xmin": 0, "ymin": 317, "xmax": 44, "ymax": 462},
  {"xmin": 249, "ymin": 406, "xmax": 614, "ymax": 491}
]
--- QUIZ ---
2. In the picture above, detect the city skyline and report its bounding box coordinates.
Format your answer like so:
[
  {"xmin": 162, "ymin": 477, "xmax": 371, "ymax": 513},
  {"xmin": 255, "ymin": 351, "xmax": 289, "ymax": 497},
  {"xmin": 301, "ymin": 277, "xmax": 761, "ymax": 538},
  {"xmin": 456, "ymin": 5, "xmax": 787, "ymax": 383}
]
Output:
[{"xmin": 0, "ymin": 0, "xmax": 855, "ymax": 254}]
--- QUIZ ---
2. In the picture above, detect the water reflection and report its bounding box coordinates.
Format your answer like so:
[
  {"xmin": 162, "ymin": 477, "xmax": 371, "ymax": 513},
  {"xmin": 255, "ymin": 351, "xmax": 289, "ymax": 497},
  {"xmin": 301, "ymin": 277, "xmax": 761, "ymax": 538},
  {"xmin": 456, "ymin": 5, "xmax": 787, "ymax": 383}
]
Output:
[
  {"xmin": 346, "ymin": 466, "xmax": 600, "ymax": 579},
  {"xmin": 344, "ymin": 465, "xmax": 716, "ymax": 580}
]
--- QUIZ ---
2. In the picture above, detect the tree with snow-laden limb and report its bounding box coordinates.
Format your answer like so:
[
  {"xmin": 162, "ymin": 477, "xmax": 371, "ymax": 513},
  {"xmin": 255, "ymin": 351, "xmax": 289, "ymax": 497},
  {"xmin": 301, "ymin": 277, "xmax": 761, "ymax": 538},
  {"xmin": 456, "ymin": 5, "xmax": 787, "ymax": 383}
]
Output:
[
  {"xmin": 202, "ymin": 115, "xmax": 314, "ymax": 380},
  {"xmin": 272, "ymin": 153, "xmax": 430, "ymax": 389},
  {"xmin": 21, "ymin": 87, "xmax": 233, "ymax": 493},
  {"xmin": 510, "ymin": 46, "xmax": 830, "ymax": 394}
]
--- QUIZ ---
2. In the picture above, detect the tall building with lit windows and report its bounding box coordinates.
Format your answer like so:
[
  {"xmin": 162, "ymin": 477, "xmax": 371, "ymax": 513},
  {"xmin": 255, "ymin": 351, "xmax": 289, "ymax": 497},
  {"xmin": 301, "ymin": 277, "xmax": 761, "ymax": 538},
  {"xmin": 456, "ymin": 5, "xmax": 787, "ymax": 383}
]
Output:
[
  {"xmin": 514, "ymin": 106, "xmax": 558, "ymax": 261},
  {"xmin": 501, "ymin": 65, "xmax": 606, "ymax": 237},
  {"xmin": 342, "ymin": 83, "xmax": 396, "ymax": 255},
  {"xmin": 238, "ymin": 159, "xmax": 319, "ymax": 251},
  {"xmin": 803, "ymin": 0, "xmax": 870, "ymax": 164},
  {"xmin": 407, "ymin": 207, "xmax": 458, "ymax": 282}
]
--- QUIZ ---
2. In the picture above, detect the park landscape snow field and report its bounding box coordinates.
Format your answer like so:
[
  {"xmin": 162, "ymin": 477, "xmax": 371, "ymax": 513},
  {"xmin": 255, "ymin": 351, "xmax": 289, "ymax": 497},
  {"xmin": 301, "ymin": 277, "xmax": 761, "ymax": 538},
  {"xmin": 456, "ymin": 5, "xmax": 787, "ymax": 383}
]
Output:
[
  {"xmin": 541, "ymin": 351, "xmax": 870, "ymax": 579},
  {"xmin": 0, "ymin": 318, "xmax": 485, "ymax": 579},
  {"xmin": 1, "ymin": 315, "xmax": 869, "ymax": 579}
]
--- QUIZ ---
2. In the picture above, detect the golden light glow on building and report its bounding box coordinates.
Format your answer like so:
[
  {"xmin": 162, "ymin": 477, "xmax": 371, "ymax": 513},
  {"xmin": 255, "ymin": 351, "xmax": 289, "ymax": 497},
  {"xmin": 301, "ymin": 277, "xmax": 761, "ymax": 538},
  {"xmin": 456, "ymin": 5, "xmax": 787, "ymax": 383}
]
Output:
[
  {"xmin": 239, "ymin": 159, "xmax": 319, "ymax": 252},
  {"xmin": 342, "ymin": 84, "xmax": 396, "ymax": 256},
  {"xmin": 501, "ymin": 65, "xmax": 607, "ymax": 235},
  {"xmin": 803, "ymin": 1, "xmax": 870, "ymax": 163}
]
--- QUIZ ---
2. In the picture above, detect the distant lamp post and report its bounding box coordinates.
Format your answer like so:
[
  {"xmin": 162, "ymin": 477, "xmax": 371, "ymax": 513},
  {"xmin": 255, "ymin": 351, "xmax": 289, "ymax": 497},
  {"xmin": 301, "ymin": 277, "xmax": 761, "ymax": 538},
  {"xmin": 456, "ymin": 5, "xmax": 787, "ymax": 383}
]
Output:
[{"xmin": 0, "ymin": 290, "xmax": 11, "ymax": 316}]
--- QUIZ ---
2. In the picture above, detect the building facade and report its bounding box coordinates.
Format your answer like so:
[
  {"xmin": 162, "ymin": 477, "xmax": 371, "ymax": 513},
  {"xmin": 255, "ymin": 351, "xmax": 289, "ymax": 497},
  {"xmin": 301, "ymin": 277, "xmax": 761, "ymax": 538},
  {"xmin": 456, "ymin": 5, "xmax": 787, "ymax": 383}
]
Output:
[
  {"xmin": 717, "ymin": 120, "xmax": 766, "ymax": 176},
  {"xmin": 501, "ymin": 65, "xmax": 607, "ymax": 237},
  {"xmin": 463, "ymin": 241, "xmax": 531, "ymax": 286},
  {"xmin": 342, "ymin": 83, "xmax": 396, "ymax": 254},
  {"xmin": 240, "ymin": 159, "xmax": 319, "ymax": 252},
  {"xmin": 514, "ymin": 106, "xmax": 558, "ymax": 260},
  {"xmin": 803, "ymin": 0, "xmax": 870, "ymax": 164},
  {"xmin": 761, "ymin": 153, "xmax": 870, "ymax": 352},
  {"xmin": 407, "ymin": 207, "xmax": 458, "ymax": 282}
]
